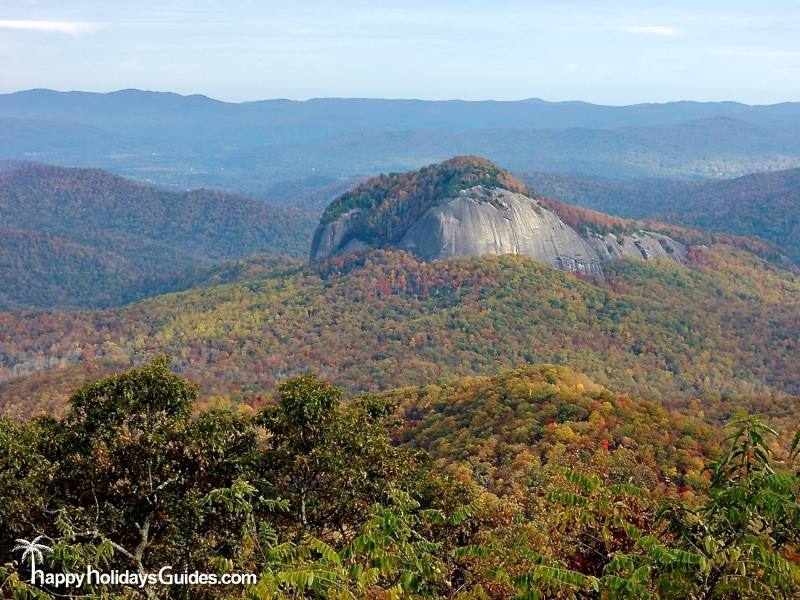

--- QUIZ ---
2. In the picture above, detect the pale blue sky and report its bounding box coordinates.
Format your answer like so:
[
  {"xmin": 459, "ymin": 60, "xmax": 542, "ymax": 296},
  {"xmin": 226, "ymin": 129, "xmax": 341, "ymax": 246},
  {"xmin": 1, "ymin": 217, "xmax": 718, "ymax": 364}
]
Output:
[{"xmin": 1, "ymin": 0, "xmax": 799, "ymax": 103}]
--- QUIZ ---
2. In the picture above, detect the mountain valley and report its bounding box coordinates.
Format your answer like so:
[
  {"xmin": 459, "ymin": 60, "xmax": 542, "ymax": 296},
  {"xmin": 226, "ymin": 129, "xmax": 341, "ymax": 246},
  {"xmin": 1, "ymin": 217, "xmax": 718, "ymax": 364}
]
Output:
[{"xmin": 0, "ymin": 163, "xmax": 315, "ymax": 309}]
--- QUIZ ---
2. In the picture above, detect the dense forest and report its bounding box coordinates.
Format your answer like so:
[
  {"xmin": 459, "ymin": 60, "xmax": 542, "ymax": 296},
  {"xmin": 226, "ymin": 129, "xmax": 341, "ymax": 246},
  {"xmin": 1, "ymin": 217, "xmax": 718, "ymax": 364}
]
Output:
[
  {"xmin": 524, "ymin": 168, "xmax": 800, "ymax": 263},
  {"xmin": 0, "ymin": 164, "xmax": 316, "ymax": 309},
  {"xmin": 2, "ymin": 151, "xmax": 799, "ymax": 597},
  {"xmin": 1, "ymin": 359, "xmax": 797, "ymax": 598},
  {"xmin": 2, "ymin": 243, "xmax": 799, "ymax": 419}
]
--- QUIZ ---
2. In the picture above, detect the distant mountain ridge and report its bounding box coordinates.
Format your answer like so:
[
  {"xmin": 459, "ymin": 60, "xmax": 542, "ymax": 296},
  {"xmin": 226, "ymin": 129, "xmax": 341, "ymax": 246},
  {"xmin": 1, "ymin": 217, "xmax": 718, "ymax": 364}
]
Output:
[
  {"xmin": 4, "ymin": 89, "xmax": 800, "ymax": 136},
  {"xmin": 2, "ymin": 89, "xmax": 800, "ymax": 199},
  {"xmin": 0, "ymin": 163, "xmax": 316, "ymax": 309}
]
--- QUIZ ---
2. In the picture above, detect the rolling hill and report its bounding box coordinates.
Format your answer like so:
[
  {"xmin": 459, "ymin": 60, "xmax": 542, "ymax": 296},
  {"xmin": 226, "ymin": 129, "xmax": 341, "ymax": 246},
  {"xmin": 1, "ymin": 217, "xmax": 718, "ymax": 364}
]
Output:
[
  {"xmin": 2, "ymin": 352, "xmax": 797, "ymax": 598},
  {"xmin": 2, "ymin": 157, "xmax": 798, "ymax": 420},
  {"xmin": 387, "ymin": 364, "xmax": 722, "ymax": 493},
  {"xmin": 523, "ymin": 168, "xmax": 800, "ymax": 262},
  {"xmin": 0, "ymin": 163, "xmax": 316, "ymax": 309},
  {"xmin": 2, "ymin": 241, "xmax": 799, "ymax": 419}
]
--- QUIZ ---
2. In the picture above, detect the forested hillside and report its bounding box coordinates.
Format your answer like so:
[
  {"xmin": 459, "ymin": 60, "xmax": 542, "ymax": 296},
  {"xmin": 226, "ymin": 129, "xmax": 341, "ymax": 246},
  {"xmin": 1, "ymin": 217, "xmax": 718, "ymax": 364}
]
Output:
[
  {"xmin": 524, "ymin": 168, "xmax": 800, "ymax": 263},
  {"xmin": 1, "ymin": 359, "xmax": 797, "ymax": 598},
  {"xmin": 0, "ymin": 164, "xmax": 316, "ymax": 308},
  {"xmin": 2, "ymin": 242, "xmax": 799, "ymax": 418}
]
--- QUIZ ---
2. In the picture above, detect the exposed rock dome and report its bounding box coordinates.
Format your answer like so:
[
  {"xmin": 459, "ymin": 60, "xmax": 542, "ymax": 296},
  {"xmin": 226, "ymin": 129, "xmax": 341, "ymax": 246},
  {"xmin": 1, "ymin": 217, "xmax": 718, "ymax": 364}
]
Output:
[{"xmin": 310, "ymin": 157, "xmax": 685, "ymax": 275}]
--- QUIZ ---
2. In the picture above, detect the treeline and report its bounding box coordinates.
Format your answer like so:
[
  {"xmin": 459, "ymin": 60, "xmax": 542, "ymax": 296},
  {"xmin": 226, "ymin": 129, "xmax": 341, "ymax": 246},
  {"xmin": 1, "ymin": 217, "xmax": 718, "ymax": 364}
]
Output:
[{"xmin": 1, "ymin": 359, "xmax": 798, "ymax": 598}]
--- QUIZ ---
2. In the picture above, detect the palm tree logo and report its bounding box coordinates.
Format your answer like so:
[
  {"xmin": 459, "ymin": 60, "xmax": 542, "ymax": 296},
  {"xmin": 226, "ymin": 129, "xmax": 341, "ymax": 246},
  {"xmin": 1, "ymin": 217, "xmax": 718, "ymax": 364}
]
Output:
[{"xmin": 13, "ymin": 535, "xmax": 52, "ymax": 582}]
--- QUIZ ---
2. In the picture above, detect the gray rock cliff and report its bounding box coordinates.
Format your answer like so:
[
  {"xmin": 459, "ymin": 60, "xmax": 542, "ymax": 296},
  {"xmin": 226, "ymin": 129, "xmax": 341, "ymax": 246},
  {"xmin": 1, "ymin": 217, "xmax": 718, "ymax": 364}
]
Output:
[
  {"xmin": 310, "ymin": 185, "xmax": 686, "ymax": 276},
  {"xmin": 398, "ymin": 187, "xmax": 604, "ymax": 276}
]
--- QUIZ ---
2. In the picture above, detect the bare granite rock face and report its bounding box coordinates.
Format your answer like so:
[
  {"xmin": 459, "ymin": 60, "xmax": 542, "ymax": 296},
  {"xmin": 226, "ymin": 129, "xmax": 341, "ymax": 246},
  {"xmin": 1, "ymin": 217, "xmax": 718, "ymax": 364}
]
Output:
[
  {"xmin": 586, "ymin": 231, "xmax": 688, "ymax": 262},
  {"xmin": 398, "ymin": 187, "xmax": 604, "ymax": 276},
  {"xmin": 310, "ymin": 209, "xmax": 364, "ymax": 260},
  {"xmin": 310, "ymin": 185, "xmax": 686, "ymax": 276}
]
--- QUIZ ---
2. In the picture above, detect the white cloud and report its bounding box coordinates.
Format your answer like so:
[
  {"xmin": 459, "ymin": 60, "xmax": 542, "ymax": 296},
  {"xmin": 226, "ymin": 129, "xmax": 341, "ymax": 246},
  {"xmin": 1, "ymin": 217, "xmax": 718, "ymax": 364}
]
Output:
[
  {"xmin": 625, "ymin": 25, "xmax": 680, "ymax": 37},
  {"xmin": 0, "ymin": 20, "xmax": 102, "ymax": 35}
]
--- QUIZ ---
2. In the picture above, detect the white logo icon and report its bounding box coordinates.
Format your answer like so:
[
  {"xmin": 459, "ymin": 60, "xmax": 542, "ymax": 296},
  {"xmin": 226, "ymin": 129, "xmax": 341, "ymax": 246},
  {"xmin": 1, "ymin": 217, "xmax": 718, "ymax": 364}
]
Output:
[{"xmin": 13, "ymin": 535, "xmax": 52, "ymax": 582}]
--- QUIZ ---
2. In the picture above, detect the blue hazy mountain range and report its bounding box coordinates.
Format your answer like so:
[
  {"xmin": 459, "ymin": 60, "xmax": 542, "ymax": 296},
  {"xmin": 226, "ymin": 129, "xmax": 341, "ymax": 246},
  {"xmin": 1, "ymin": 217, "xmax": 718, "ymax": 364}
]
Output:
[{"xmin": 2, "ymin": 89, "xmax": 800, "ymax": 206}]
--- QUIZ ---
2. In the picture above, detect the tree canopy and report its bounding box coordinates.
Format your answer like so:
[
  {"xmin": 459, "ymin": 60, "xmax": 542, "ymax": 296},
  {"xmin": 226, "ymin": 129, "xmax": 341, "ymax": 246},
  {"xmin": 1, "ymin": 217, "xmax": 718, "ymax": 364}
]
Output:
[{"xmin": 1, "ymin": 360, "xmax": 797, "ymax": 598}]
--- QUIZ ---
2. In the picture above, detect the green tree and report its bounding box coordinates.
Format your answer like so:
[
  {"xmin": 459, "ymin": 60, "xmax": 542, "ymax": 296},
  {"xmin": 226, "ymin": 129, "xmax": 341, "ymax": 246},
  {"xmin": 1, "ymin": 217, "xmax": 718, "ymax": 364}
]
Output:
[
  {"xmin": 604, "ymin": 416, "xmax": 800, "ymax": 598},
  {"xmin": 33, "ymin": 358, "xmax": 259, "ymax": 599},
  {"xmin": 0, "ymin": 417, "xmax": 53, "ymax": 557},
  {"xmin": 255, "ymin": 375, "xmax": 421, "ymax": 542}
]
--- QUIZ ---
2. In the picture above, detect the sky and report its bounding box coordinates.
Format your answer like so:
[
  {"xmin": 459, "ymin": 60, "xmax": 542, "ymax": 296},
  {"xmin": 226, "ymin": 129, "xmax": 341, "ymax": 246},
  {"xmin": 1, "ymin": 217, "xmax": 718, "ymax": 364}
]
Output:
[{"xmin": 1, "ymin": 0, "xmax": 799, "ymax": 104}]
